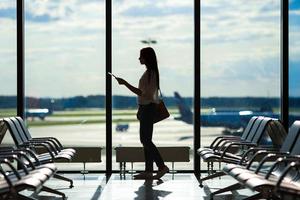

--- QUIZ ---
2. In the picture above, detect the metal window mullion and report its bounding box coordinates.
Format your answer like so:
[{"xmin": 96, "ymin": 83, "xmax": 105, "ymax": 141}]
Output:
[
  {"xmin": 106, "ymin": 0, "xmax": 112, "ymax": 175},
  {"xmin": 17, "ymin": 0, "xmax": 24, "ymax": 119},
  {"xmin": 281, "ymin": 0, "xmax": 289, "ymax": 131},
  {"xmin": 194, "ymin": 0, "xmax": 201, "ymax": 178}
]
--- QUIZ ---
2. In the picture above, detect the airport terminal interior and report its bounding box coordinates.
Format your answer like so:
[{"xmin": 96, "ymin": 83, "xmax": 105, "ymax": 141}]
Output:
[{"xmin": 1, "ymin": 0, "xmax": 300, "ymax": 199}]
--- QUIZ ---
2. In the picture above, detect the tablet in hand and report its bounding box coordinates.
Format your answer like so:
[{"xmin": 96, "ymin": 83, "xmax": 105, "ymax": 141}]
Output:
[{"xmin": 108, "ymin": 72, "xmax": 117, "ymax": 79}]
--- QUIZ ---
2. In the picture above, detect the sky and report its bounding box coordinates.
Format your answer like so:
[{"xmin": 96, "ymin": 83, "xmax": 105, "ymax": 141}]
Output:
[{"xmin": 0, "ymin": 0, "xmax": 299, "ymax": 98}]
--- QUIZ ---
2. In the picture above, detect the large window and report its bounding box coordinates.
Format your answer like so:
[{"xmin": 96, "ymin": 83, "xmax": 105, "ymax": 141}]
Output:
[
  {"xmin": 112, "ymin": 0, "xmax": 194, "ymax": 170},
  {"xmin": 201, "ymin": 0, "xmax": 281, "ymax": 150},
  {"xmin": 24, "ymin": 0, "xmax": 105, "ymax": 171},
  {"xmin": 289, "ymin": 0, "xmax": 300, "ymax": 124},
  {"xmin": 2, "ymin": 0, "xmax": 296, "ymax": 173},
  {"xmin": 0, "ymin": 0, "xmax": 17, "ymax": 144}
]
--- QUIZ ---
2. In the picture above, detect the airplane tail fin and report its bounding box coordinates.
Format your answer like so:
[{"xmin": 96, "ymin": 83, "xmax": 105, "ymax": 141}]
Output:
[{"xmin": 174, "ymin": 92, "xmax": 193, "ymax": 124}]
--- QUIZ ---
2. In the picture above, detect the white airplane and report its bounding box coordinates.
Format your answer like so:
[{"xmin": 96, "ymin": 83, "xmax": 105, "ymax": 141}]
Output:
[{"xmin": 25, "ymin": 108, "xmax": 52, "ymax": 120}]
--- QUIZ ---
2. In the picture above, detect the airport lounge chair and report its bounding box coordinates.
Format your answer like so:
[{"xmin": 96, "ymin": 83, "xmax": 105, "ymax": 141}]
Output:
[
  {"xmin": 199, "ymin": 117, "xmax": 266, "ymax": 164},
  {"xmin": 11, "ymin": 117, "xmax": 76, "ymax": 157},
  {"xmin": 197, "ymin": 116, "xmax": 259, "ymax": 156},
  {"xmin": 198, "ymin": 117, "xmax": 280, "ymax": 187},
  {"xmin": 210, "ymin": 121, "xmax": 300, "ymax": 198},
  {"xmin": 4, "ymin": 118, "xmax": 75, "ymax": 162},
  {"xmin": 0, "ymin": 148, "xmax": 56, "ymax": 176},
  {"xmin": 0, "ymin": 152, "xmax": 66, "ymax": 199},
  {"xmin": 1, "ymin": 118, "xmax": 74, "ymax": 187},
  {"xmin": 14, "ymin": 116, "xmax": 76, "ymax": 155},
  {"xmin": 198, "ymin": 116, "xmax": 263, "ymax": 172},
  {"xmin": 238, "ymin": 156, "xmax": 300, "ymax": 199}
]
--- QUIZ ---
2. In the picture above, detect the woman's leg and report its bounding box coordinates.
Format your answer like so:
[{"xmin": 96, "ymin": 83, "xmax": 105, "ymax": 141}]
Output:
[
  {"xmin": 139, "ymin": 106, "xmax": 154, "ymax": 172},
  {"xmin": 140, "ymin": 104, "xmax": 165, "ymax": 170},
  {"xmin": 141, "ymin": 122, "xmax": 168, "ymax": 179},
  {"xmin": 143, "ymin": 144, "xmax": 154, "ymax": 172}
]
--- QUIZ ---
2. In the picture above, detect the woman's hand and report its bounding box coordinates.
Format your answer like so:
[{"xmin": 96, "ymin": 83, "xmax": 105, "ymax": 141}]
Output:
[
  {"xmin": 116, "ymin": 77, "xmax": 127, "ymax": 85},
  {"xmin": 115, "ymin": 77, "xmax": 142, "ymax": 96}
]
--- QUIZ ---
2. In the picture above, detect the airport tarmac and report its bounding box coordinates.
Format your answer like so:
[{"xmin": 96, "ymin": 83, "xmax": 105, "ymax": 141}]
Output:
[{"xmin": 27, "ymin": 118, "xmax": 224, "ymax": 147}]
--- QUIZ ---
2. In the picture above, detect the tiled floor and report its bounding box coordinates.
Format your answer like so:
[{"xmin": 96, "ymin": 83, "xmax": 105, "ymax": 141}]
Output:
[
  {"xmin": 100, "ymin": 174, "xmax": 203, "ymax": 200},
  {"xmin": 21, "ymin": 173, "xmax": 257, "ymax": 200}
]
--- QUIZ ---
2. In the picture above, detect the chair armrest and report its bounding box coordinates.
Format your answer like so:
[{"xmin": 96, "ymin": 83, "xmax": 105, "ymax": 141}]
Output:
[
  {"xmin": 239, "ymin": 147, "xmax": 276, "ymax": 165},
  {"xmin": 30, "ymin": 137, "xmax": 62, "ymax": 151},
  {"xmin": 24, "ymin": 140, "xmax": 58, "ymax": 155},
  {"xmin": 246, "ymin": 151, "xmax": 285, "ymax": 169},
  {"xmin": 20, "ymin": 143, "xmax": 55, "ymax": 159},
  {"xmin": 0, "ymin": 168, "xmax": 13, "ymax": 187},
  {"xmin": 19, "ymin": 148, "xmax": 41, "ymax": 166},
  {"xmin": 265, "ymin": 156, "xmax": 300, "ymax": 179},
  {"xmin": 220, "ymin": 142, "xmax": 257, "ymax": 159},
  {"xmin": 0, "ymin": 155, "xmax": 29, "ymax": 174},
  {"xmin": 0, "ymin": 151, "xmax": 36, "ymax": 170},
  {"xmin": 213, "ymin": 138, "xmax": 242, "ymax": 151},
  {"xmin": 0, "ymin": 158, "xmax": 22, "ymax": 179},
  {"xmin": 22, "ymin": 141, "xmax": 58, "ymax": 155},
  {"xmin": 240, "ymin": 148, "xmax": 280, "ymax": 165},
  {"xmin": 252, "ymin": 152, "xmax": 289, "ymax": 172},
  {"xmin": 210, "ymin": 135, "xmax": 240, "ymax": 149},
  {"xmin": 1, "ymin": 147, "xmax": 42, "ymax": 166},
  {"xmin": 275, "ymin": 161, "xmax": 300, "ymax": 189},
  {"xmin": 219, "ymin": 140, "xmax": 254, "ymax": 152}
]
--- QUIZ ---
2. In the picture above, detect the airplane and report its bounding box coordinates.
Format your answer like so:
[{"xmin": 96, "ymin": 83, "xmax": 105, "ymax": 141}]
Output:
[
  {"xmin": 174, "ymin": 91, "xmax": 299, "ymax": 130},
  {"xmin": 25, "ymin": 108, "xmax": 52, "ymax": 120}
]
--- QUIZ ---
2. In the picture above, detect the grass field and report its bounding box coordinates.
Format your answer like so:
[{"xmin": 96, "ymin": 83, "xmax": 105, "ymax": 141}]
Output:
[
  {"xmin": 0, "ymin": 108, "xmax": 179, "ymax": 127},
  {"xmin": 1, "ymin": 107, "xmax": 300, "ymax": 127}
]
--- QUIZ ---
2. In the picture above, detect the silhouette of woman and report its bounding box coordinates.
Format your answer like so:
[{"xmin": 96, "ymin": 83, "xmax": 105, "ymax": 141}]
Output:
[{"xmin": 116, "ymin": 47, "xmax": 169, "ymax": 179}]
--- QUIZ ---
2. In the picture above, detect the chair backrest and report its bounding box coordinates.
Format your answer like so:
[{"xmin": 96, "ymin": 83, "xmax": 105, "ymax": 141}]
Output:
[
  {"xmin": 9, "ymin": 117, "xmax": 30, "ymax": 143},
  {"xmin": 0, "ymin": 120, "xmax": 8, "ymax": 144},
  {"xmin": 268, "ymin": 120, "xmax": 287, "ymax": 149},
  {"xmin": 278, "ymin": 121, "xmax": 300, "ymax": 153},
  {"xmin": 288, "ymin": 121, "xmax": 300, "ymax": 155},
  {"xmin": 240, "ymin": 116, "xmax": 259, "ymax": 141},
  {"xmin": 15, "ymin": 116, "xmax": 32, "ymax": 140},
  {"xmin": 251, "ymin": 117, "xmax": 273, "ymax": 144},
  {"xmin": 245, "ymin": 116, "xmax": 264, "ymax": 142},
  {"xmin": 2, "ymin": 118, "xmax": 24, "ymax": 147}
]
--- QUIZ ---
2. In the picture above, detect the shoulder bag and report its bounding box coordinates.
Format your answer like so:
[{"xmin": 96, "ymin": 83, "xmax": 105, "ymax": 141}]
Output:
[{"xmin": 153, "ymin": 89, "xmax": 170, "ymax": 123}]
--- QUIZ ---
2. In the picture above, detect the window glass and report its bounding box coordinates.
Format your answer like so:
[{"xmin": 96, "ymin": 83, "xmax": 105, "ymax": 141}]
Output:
[
  {"xmin": 112, "ymin": 0, "xmax": 194, "ymax": 170},
  {"xmin": 289, "ymin": 0, "xmax": 300, "ymax": 125},
  {"xmin": 201, "ymin": 0, "xmax": 281, "ymax": 153},
  {"xmin": 0, "ymin": 0, "xmax": 17, "ymax": 145},
  {"xmin": 25, "ymin": 0, "xmax": 105, "ymax": 171}
]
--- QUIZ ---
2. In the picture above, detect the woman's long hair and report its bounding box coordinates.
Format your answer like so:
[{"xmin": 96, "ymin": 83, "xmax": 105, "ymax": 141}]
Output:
[{"xmin": 140, "ymin": 47, "xmax": 160, "ymax": 89}]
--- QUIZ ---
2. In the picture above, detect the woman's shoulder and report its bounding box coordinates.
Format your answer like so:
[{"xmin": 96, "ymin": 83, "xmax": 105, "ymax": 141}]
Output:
[
  {"xmin": 141, "ymin": 70, "xmax": 154, "ymax": 77},
  {"xmin": 146, "ymin": 69, "xmax": 157, "ymax": 76},
  {"xmin": 140, "ymin": 70, "xmax": 148, "ymax": 78},
  {"xmin": 141, "ymin": 69, "xmax": 157, "ymax": 81}
]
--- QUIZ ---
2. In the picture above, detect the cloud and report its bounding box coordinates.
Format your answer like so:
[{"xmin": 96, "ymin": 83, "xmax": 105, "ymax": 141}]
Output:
[
  {"xmin": 1, "ymin": 0, "xmax": 299, "ymax": 97},
  {"xmin": 0, "ymin": 1, "xmax": 15, "ymax": 10}
]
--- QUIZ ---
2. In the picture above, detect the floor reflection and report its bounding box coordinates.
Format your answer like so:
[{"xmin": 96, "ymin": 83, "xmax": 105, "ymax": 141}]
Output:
[{"xmin": 134, "ymin": 179, "xmax": 172, "ymax": 200}]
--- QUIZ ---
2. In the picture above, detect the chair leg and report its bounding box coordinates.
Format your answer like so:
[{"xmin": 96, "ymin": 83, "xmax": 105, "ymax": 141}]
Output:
[
  {"xmin": 53, "ymin": 173, "xmax": 74, "ymax": 188},
  {"xmin": 207, "ymin": 162, "xmax": 210, "ymax": 174},
  {"xmin": 210, "ymin": 182, "xmax": 243, "ymax": 197},
  {"xmin": 40, "ymin": 186, "xmax": 66, "ymax": 200},
  {"xmin": 199, "ymin": 171, "xmax": 226, "ymax": 187}
]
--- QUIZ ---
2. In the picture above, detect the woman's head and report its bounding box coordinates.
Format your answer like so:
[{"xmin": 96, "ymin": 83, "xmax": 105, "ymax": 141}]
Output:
[
  {"xmin": 139, "ymin": 47, "xmax": 160, "ymax": 88},
  {"xmin": 139, "ymin": 47, "xmax": 158, "ymax": 70}
]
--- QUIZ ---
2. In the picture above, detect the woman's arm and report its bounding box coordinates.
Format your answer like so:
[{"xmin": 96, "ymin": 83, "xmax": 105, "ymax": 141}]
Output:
[{"xmin": 116, "ymin": 77, "xmax": 142, "ymax": 96}]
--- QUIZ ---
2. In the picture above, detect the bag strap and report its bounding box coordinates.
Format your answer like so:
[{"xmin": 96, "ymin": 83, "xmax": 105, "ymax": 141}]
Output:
[{"xmin": 158, "ymin": 88, "xmax": 163, "ymax": 98}]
